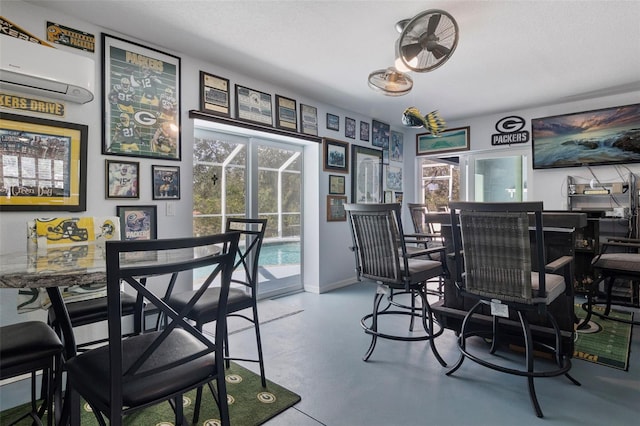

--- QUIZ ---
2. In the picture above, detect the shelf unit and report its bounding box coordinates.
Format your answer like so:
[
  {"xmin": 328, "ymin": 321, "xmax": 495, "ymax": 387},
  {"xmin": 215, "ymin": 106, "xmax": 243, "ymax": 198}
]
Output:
[{"xmin": 567, "ymin": 173, "xmax": 638, "ymax": 297}]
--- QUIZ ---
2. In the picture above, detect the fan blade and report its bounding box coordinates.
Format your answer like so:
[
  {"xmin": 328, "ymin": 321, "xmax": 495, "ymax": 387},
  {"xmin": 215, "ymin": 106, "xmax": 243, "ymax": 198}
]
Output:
[
  {"xmin": 426, "ymin": 13, "xmax": 441, "ymax": 36},
  {"xmin": 401, "ymin": 43, "xmax": 423, "ymax": 62},
  {"xmin": 430, "ymin": 44, "xmax": 451, "ymax": 59}
]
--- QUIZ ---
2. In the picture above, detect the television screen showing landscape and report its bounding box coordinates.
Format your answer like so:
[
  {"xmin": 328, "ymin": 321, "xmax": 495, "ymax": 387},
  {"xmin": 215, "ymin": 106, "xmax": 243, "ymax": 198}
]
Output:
[{"xmin": 532, "ymin": 103, "xmax": 640, "ymax": 169}]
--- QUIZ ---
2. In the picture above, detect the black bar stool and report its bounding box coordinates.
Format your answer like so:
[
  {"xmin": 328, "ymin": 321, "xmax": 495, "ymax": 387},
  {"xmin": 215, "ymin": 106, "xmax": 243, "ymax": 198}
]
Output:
[{"xmin": 0, "ymin": 321, "xmax": 64, "ymax": 426}]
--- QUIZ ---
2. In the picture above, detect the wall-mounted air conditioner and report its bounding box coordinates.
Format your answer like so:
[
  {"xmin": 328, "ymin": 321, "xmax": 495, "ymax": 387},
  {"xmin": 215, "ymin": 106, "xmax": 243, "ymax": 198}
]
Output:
[{"xmin": 0, "ymin": 36, "xmax": 95, "ymax": 104}]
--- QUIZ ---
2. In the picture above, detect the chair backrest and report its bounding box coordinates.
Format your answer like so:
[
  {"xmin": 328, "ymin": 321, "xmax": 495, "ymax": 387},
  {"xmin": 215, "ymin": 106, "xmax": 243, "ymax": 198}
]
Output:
[
  {"xmin": 224, "ymin": 218, "xmax": 267, "ymax": 293},
  {"xmin": 104, "ymin": 232, "xmax": 239, "ymax": 414},
  {"xmin": 407, "ymin": 203, "xmax": 433, "ymax": 234},
  {"xmin": 344, "ymin": 203, "xmax": 409, "ymax": 286},
  {"xmin": 449, "ymin": 201, "xmax": 546, "ymax": 304}
]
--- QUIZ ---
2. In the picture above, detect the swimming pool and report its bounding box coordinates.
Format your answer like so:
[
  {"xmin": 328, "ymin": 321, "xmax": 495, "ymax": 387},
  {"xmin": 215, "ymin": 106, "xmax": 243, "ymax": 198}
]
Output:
[{"xmin": 259, "ymin": 241, "xmax": 300, "ymax": 266}]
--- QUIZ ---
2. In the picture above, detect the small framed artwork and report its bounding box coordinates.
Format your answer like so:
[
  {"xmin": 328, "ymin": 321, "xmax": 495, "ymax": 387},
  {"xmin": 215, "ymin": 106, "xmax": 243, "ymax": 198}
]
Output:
[
  {"xmin": 382, "ymin": 149, "xmax": 389, "ymax": 165},
  {"xmin": 390, "ymin": 130, "xmax": 404, "ymax": 162},
  {"xmin": 200, "ymin": 71, "xmax": 230, "ymax": 116},
  {"xmin": 326, "ymin": 113, "xmax": 339, "ymax": 131},
  {"xmin": 360, "ymin": 121, "xmax": 370, "ymax": 141},
  {"xmin": 395, "ymin": 192, "xmax": 404, "ymax": 204},
  {"xmin": 300, "ymin": 104, "xmax": 318, "ymax": 135},
  {"xmin": 386, "ymin": 165, "xmax": 403, "ymax": 191},
  {"xmin": 329, "ymin": 174, "xmax": 346, "ymax": 195},
  {"xmin": 235, "ymin": 84, "xmax": 273, "ymax": 126},
  {"xmin": 152, "ymin": 165, "xmax": 180, "ymax": 199},
  {"xmin": 102, "ymin": 33, "xmax": 181, "ymax": 160},
  {"xmin": 371, "ymin": 119, "xmax": 390, "ymax": 149},
  {"xmin": 117, "ymin": 205, "xmax": 157, "ymax": 240},
  {"xmin": 351, "ymin": 145, "xmax": 382, "ymax": 203},
  {"xmin": 417, "ymin": 126, "xmax": 470, "ymax": 156},
  {"xmin": 275, "ymin": 95, "xmax": 298, "ymax": 131},
  {"xmin": 0, "ymin": 112, "xmax": 87, "ymax": 212},
  {"xmin": 327, "ymin": 195, "xmax": 347, "ymax": 222},
  {"xmin": 345, "ymin": 117, "xmax": 356, "ymax": 139},
  {"xmin": 106, "ymin": 159, "xmax": 139, "ymax": 199},
  {"xmin": 384, "ymin": 190, "xmax": 393, "ymax": 204},
  {"xmin": 323, "ymin": 138, "xmax": 349, "ymax": 173}
]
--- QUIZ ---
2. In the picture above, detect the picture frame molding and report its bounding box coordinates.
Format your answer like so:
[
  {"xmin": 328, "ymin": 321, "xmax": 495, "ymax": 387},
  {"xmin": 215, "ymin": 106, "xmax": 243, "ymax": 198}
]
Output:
[
  {"xmin": 351, "ymin": 145, "xmax": 383, "ymax": 203},
  {"xmin": 106, "ymin": 159, "xmax": 140, "ymax": 199},
  {"xmin": 300, "ymin": 103, "xmax": 318, "ymax": 136},
  {"xmin": 274, "ymin": 94, "xmax": 298, "ymax": 131},
  {"xmin": 152, "ymin": 164, "xmax": 180, "ymax": 200},
  {"xmin": 323, "ymin": 138, "xmax": 349, "ymax": 173},
  {"xmin": 235, "ymin": 84, "xmax": 273, "ymax": 126},
  {"xmin": 326, "ymin": 195, "xmax": 348, "ymax": 222},
  {"xmin": 326, "ymin": 113, "xmax": 339, "ymax": 131},
  {"xmin": 328, "ymin": 174, "xmax": 346, "ymax": 195},
  {"xmin": 416, "ymin": 126, "xmax": 471, "ymax": 156},
  {"xmin": 116, "ymin": 204, "xmax": 157, "ymax": 240},
  {"xmin": 0, "ymin": 112, "xmax": 88, "ymax": 211},
  {"xmin": 371, "ymin": 119, "xmax": 390, "ymax": 149},
  {"xmin": 102, "ymin": 33, "xmax": 181, "ymax": 161},
  {"xmin": 345, "ymin": 117, "xmax": 356, "ymax": 139},
  {"xmin": 199, "ymin": 71, "xmax": 230, "ymax": 117}
]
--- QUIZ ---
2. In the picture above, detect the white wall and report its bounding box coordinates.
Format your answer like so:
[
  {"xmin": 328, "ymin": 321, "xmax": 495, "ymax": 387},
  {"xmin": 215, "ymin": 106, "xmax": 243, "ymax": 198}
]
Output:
[{"xmin": 2, "ymin": 1, "xmax": 640, "ymax": 332}]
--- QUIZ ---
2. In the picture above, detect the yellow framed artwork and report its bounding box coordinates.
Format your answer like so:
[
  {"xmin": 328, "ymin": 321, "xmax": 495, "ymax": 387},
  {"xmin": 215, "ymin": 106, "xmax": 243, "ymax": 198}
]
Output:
[{"xmin": 0, "ymin": 112, "xmax": 87, "ymax": 211}]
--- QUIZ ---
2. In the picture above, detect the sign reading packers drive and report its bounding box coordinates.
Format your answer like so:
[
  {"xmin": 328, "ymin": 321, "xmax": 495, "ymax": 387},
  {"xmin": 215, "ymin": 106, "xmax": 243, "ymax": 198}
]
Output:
[
  {"xmin": 491, "ymin": 116, "xmax": 529, "ymax": 146},
  {"xmin": 0, "ymin": 93, "xmax": 65, "ymax": 117}
]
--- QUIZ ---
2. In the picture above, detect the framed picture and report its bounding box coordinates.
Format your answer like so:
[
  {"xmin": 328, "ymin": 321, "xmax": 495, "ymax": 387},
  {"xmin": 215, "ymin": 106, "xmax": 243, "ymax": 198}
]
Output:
[
  {"xmin": 351, "ymin": 145, "xmax": 382, "ymax": 204},
  {"xmin": 235, "ymin": 84, "xmax": 273, "ymax": 126},
  {"xmin": 395, "ymin": 192, "xmax": 404, "ymax": 204},
  {"xmin": 300, "ymin": 104, "xmax": 318, "ymax": 135},
  {"xmin": 329, "ymin": 174, "xmax": 346, "ymax": 195},
  {"xmin": 117, "ymin": 205, "xmax": 157, "ymax": 240},
  {"xmin": 327, "ymin": 113, "xmax": 339, "ymax": 131},
  {"xmin": 345, "ymin": 117, "xmax": 356, "ymax": 139},
  {"xmin": 323, "ymin": 138, "xmax": 349, "ymax": 173},
  {"xmin": 106, "ymin": 159, "xmax": 139, "ymax": 199},
  {"xmin": 371, "ymin": 119, "xmax": 390, "ymax": 149},
  {"xmin": 390, "ymin": 130, "xmax": 404, "ymax": 162},
  {"xmin": 417, "ymin": 126, "xmax": 471, "ymax": 156},
  {"xmin": 382, "ymin": 149, "xmax": 389, "ymax": 165},
  {"xmin": 327, "ymin": 195, "xmax": 347, "ymax": 222},
  {"xmin": 275, "ymin": 95, "xmax": 298, "ymax": 131},
  {"xmin": 384, "ymin": 190, "xmax": 393, "ymax": 204},
  {"xmin": 386, "ymin": 165, "xmax": 403, "ymax": 191},
  {"xmin": 360, "ymin": 121, "xmax": 370, "ymax": 141},
  {"xmin": 199, "ymin": 71, "xmax": 230, "ymax": 117},
  {"xmin": 152, "ymin": 165, "xmax": 180, "ymax": 199},
  {"xmin": 102, "ymin": 34, "xmax": 181, "ymax": 160},
  {"xmin": 0, "ymin": 112, "xmax": 87, "ymax": 211}
]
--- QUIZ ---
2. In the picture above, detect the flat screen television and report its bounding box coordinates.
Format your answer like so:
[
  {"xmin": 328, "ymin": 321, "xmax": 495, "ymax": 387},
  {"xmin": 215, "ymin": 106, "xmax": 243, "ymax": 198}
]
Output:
[{"xmin": 531, "ymin": 103, "xmax": 640, "ymax": 169}]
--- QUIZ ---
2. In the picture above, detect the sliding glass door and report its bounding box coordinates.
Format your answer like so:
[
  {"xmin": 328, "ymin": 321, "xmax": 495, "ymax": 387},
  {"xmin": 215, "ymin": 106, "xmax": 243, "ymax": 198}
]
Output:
[{"xmin": 193, "ymin": 127, "xmax": 303, "ymax": 297}]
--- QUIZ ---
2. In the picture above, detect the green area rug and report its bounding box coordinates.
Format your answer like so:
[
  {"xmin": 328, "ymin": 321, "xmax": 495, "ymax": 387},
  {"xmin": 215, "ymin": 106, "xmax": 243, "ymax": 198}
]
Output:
[
  {"xmin": 574, "ymin": 304, "xmax": 634, "ymax": 370},
  {"xmin": 1, "ymin": 362, "xmax": 300, "ymax": 425}
]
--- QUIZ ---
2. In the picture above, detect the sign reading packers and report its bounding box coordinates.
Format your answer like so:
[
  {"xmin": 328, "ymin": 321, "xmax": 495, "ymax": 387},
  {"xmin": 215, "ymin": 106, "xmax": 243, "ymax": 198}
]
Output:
[
  {"xmin": 0, "ymin": 92, "xmax": 65, "ymax": 117},
  {"xmin": 491, "ymin": 115, "xmax": 530, "ymax": 146},
  {"xmin": 46, "ymin": 21, "xmax": 95, "ymax": 52}
]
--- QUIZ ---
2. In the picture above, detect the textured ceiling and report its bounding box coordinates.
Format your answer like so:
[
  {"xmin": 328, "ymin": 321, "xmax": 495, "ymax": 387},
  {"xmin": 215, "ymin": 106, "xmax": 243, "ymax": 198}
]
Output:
[{"xmin": 27, "ymin": 0, "xmax": 640, "ymax": 127}]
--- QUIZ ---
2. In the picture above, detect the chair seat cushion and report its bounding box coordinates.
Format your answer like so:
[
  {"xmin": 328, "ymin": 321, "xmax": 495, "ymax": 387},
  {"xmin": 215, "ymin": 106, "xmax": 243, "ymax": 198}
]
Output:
[
  {"xmin": 66, "ymin": 329, "xmax": 217, "ymax": 408},
  {"xmin": 399, "ymin": 258, "xmax": 443, "ymax": 287},
  {"xmin": 0, "ymin": 321, "xmax": 63, "ymax": 378},
  {"xmin": 62, "ymin": 292, "xmax": 138, "ymax": 326},
  {"xmin": 530, "ymin": 272, "xmax": 566, "ymax": 304},
  {"xmin": 592, "ymin": 253, "xmax": 640, "ymax": 273},
  {"xmin": 168, "ymin": 287, "xmax": 252, "ymax": 325}
]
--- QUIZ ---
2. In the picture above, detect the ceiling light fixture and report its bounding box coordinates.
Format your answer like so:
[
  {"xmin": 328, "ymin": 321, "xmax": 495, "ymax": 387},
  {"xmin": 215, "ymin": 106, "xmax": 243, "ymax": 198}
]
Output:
[{"xmin": 367, "ymin": 67, "xmax": 413, "ymax": 97}]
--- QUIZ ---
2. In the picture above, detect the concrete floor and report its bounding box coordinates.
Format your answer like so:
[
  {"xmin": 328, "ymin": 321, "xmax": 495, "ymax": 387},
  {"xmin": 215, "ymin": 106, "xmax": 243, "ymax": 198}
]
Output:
[
  {"xmin": 225, "ymin": 283, "xmax": 640, "ymax": 426},
  {"xmin": 1, "ymin": 283, "xmax": 638, "ymax": 425}
]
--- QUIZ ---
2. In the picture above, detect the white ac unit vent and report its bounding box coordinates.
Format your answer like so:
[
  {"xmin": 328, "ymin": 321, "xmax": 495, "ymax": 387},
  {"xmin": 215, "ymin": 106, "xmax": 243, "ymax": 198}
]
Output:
[{"xmin": 0, "ymin": 36, "xmax": 95, "ymax": 104}]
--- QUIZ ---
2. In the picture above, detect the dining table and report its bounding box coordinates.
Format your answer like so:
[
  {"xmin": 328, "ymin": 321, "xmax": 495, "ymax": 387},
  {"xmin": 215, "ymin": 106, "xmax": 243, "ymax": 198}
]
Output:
[
  {"xmin": 0, "ymin": 240, "xmax": 224, "ymax": 425},
  {"xmin": 0, "ymin": 243, "xmax": 110, "ymax": 425}
]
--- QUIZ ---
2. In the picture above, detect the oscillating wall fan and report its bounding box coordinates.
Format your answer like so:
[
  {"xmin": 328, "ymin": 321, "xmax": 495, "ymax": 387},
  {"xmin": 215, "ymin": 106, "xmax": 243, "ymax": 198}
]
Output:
[
  {"xmin": 367, "ymin": 67, "xmax": 413, "ymax": 96},
  {"xmin": 397, "ymin": 9, "xmax": 459, "ymax": 73}
]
